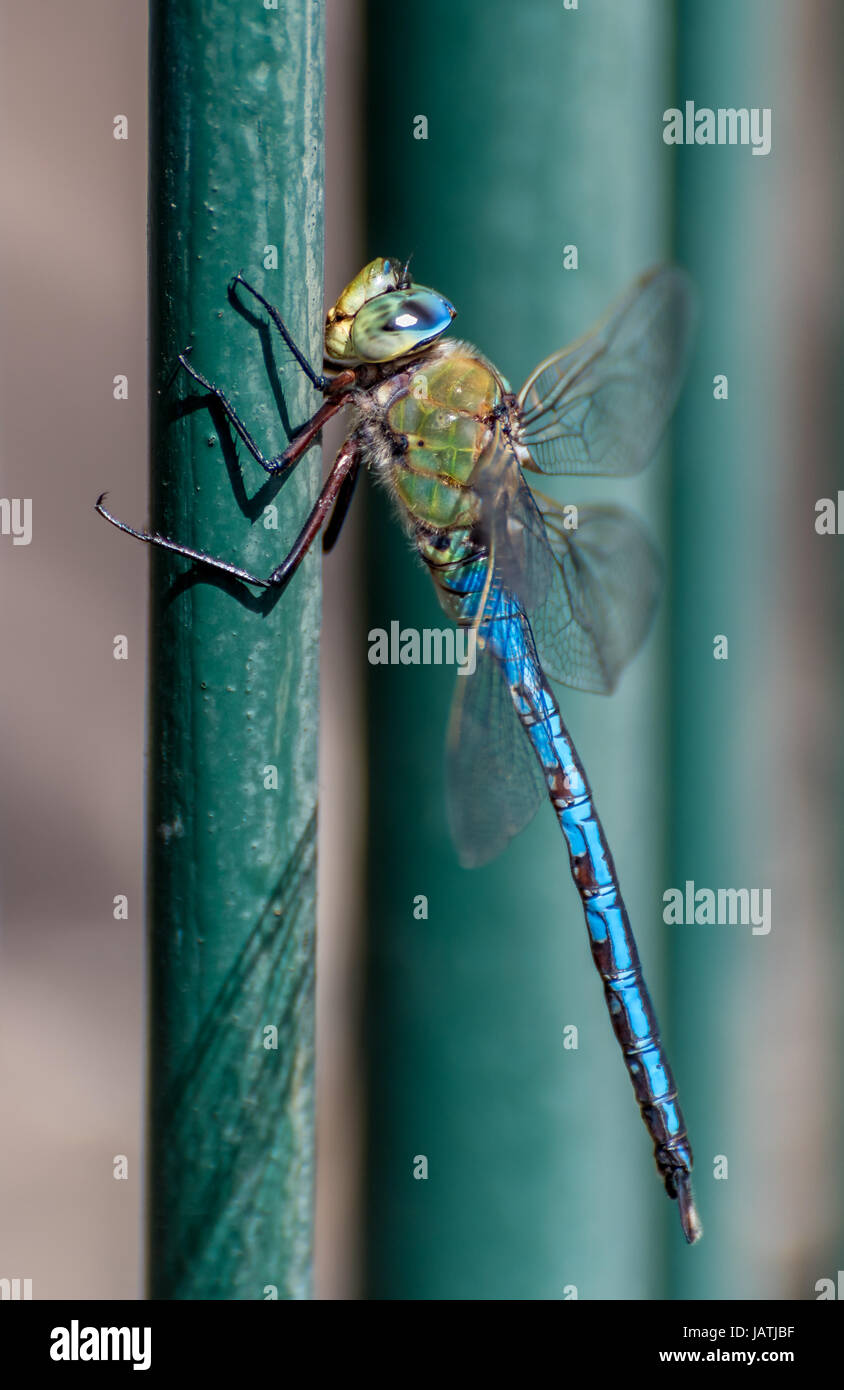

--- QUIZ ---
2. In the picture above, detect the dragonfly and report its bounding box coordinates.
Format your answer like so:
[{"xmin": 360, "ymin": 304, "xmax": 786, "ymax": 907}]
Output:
[{"xmin": 97, "ymin": 256, "xmax": 701, "ymax": 1243}]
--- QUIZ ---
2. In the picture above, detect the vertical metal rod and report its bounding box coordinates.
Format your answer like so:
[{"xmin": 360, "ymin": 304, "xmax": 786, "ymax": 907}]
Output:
[{"xmin": 147, "ymin": 0, "xmax": 324, "ymax": 1299}]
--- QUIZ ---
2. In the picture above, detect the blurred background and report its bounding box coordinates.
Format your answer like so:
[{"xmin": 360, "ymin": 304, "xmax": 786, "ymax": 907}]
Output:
[{"xmin": 0, "ymin": 0, "xmax": 842, "ymax": 1300}]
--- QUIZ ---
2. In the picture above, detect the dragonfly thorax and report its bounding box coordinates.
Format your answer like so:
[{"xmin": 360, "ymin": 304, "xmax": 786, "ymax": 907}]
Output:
[{"xmin": 350, "ymin": 338, "xmax": 522, "ymax": 596}]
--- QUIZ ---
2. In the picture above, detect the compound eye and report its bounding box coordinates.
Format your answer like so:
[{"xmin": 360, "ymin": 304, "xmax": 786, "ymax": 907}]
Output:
[{"xmin": 350, "ymin": 288, "xmax": 455, "ymax": 362}]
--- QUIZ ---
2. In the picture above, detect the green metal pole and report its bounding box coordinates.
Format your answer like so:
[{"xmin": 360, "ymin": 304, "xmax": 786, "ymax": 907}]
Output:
[
  {"xmin": 147, "ymin": 0, "xmax": 324, "ymax": 1299},
  {"xmin": 364, "ymin": 0, "xmax": 680, "ymax": 1298},
  {"xmin": 669, "ymin": 0, "xmax": 834, "ymax": 1298}
]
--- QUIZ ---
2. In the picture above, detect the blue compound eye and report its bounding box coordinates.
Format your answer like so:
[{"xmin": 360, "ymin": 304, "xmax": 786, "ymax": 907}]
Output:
[{"xmin": 350, "ymin": 287, "xmax": 455, "ymax": 362}]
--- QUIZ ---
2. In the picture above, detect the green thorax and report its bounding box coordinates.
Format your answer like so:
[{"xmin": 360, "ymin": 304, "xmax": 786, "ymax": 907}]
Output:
[{"xmin": 376, "ymin": 345, "xmax": 504, "ymax": 539}]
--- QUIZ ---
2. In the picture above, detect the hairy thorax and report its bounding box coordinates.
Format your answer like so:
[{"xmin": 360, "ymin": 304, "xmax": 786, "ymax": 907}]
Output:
[{"xmin": 342, "ymin": 340, "xmax": 523, "ymax": 558}]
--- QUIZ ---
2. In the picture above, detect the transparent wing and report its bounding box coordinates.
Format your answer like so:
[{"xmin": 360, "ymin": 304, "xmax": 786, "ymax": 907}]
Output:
[
  {"xmin": 473, "ymin": 430, "xmax": 557, "ymax": 615},
  {"xmin": 518, "ymin": 265, "xmax": 696, "ymax": 476},
  {"xmin": 446, "ymin": 606, "xmax": 546, "ymax": 869},
  {"xmin": 474, "ymin": 438, "xmax": 662, "ymax": 693},
  {"xmin": 530, "ymin": 499, "xmax": 662, "ymax": 693}
]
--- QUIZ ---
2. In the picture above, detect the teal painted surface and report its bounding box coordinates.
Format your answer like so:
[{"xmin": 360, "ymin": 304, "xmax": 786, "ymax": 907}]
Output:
[
  {"xmin": 147, "ymin": 0, "xmax": 324, "ymax": 1299},
  {"xmin": 670, "ymin": 0, "xmax": 780, "ymax": 1299},
  {"xmin": 363, "ymin": 0, "xmax": 683, "ymax": 1298},
  {"xmin": 670, "ymin": 0, "xmax": 844, "ymax": 1299}
]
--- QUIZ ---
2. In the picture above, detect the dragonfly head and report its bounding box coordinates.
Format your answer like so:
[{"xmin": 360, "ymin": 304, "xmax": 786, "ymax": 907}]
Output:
[{"xmin": 325, "ymin": 256, "xmax": 456, "ymax": 365}]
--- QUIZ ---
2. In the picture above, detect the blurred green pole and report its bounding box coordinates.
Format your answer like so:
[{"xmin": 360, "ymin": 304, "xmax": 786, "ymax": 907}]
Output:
[
  {"xmin": 147, "ymin": 0, "xmax": 324, "ymax": 1299},
  {"xmin": 364, "ymin": 0, "xmax": 681, "ymax": 1298},
  {"xmin": 670, "ymin": 0, "xmax": 792, "ymax": 1297}
]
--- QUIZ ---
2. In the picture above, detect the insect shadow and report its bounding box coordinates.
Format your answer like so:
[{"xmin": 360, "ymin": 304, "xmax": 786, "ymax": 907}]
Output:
[{"xmin": 157, "ymin": 281, "xmax": 322, "ymax": 616}]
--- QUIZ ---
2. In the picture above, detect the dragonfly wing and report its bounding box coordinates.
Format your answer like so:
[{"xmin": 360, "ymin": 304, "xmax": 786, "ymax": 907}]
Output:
[
  {"xmin": 518, "ymin": 265, "xmax": 695, "ymax": 476},
  {"xmin": 474, "ymin": 444, "xmax": 661, "ymax": 695},
  {"xmin": 474, "ymin": 433, "xmax": 557, "ymax": 615},
  {"xmin": 531, "ymin": 500, "xmax": 662, "ymax": 693},
  {"xmin": 446, "ymin": 622, "xmax": 546, "ymax": 869}
]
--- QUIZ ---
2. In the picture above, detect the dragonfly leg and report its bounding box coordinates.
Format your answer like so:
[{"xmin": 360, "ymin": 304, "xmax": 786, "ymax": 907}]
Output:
[
  {"xmin": 265, "ymin": 438, "xmax": 359, "ymax": 584},
  {"xmin": 230, "ymin": 271, "xmax": 326, "ymax": 391},
  {"xmin": 95, "ymin": 436, "xmax": 361, "ymax": 590},
  {"xmin": 177, "ymin": 351, "xmax": 353, "ymax": 480},
  {"xmin": 265, "ymin": 391, "xmax": 355, "ymax": 478},
  {"xmin": 95, "ymin": 495, "xmax": 279, "ymax": 587},
  {"xmin": 322, "ymin": 452, "xmax": 361, "ymax": 553}
]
